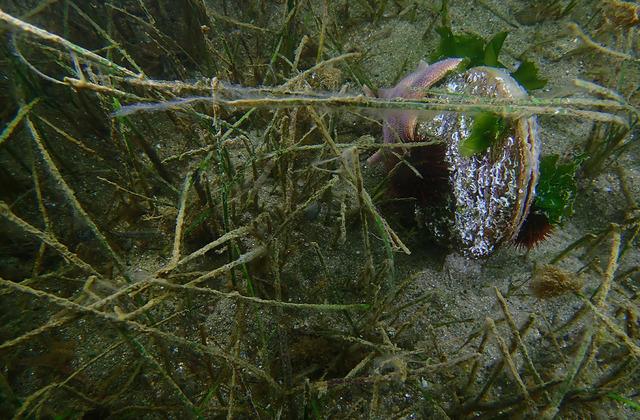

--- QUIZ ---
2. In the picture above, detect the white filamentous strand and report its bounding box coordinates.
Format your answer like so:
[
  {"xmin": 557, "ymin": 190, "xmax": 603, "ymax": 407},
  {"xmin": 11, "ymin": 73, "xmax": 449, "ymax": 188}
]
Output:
[{"xmin": 112, "ymin": 96, "xmax": 211, "ymax": 117}]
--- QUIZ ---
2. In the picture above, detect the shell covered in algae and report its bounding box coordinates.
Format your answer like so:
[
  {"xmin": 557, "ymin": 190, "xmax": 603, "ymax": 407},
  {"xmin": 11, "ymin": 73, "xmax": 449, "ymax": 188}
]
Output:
[{"xmin": 378, "ymin": 61, "xmax": 541, "ymax": 258}]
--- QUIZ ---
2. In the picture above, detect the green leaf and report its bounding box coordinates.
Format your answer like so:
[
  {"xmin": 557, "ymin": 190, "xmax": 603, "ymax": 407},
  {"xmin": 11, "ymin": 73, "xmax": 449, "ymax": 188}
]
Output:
[
  {"xmin": 511, "ymin": 60, "xmax": 548, "ymax": 91},
  {"xmin": 431, "ymin": 27, "xmax": 508, "ymax": 68},
  {"xmin": 459, "ymin": 112, "xmax": 505, "ymax": 157},
  {"xmin": 484, "ymin": 31, "xmax": 508, "ymax": 67},
  {"xmin": 533, "ymin": 154, "xmax": 584, "ymax": 225},
  {"xmin": 607, "ymin": 392, "xmax": 640, "ymax": 411},
  {"xmin": 431, "ymin": 27, "xmax": 485, "ymax": 67},
  {"xmin": 184, "ymin": 207, "xmax": 214, "ymax": 237}
]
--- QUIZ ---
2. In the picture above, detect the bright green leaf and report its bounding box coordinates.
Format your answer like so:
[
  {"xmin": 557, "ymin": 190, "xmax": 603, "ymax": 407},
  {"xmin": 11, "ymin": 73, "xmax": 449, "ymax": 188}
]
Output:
[
  {"xmin": 431, "ymin": 27, "xmax": 508, "ymax": 69},
  {"xmin": 459, "ymin": 112, "xmax": 505, "ymax": 157},
  {"xmin": 484, "ymin": 31, "xmax": 508, "ymax": 67},
  {"xmin": 533, "ymin": 154, "xmax": 584, "ymax": 225},
  {"xmin": 607, "ymin": 392, "xmax": 640, "ymax": 411},
  {"xmin": 431, "ymin": 27, "xmax": 485, "ymax": 68},
  {"xmin": 511, "ymin": 60, "xmax": 548, "ymax": 91}
]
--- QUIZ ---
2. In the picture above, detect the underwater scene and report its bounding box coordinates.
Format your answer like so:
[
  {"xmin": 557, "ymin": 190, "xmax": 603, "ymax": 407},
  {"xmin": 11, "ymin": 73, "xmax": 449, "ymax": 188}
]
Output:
[{"xmin": 0, "ymin": 0, "xmax": 639, "ymax": 418}]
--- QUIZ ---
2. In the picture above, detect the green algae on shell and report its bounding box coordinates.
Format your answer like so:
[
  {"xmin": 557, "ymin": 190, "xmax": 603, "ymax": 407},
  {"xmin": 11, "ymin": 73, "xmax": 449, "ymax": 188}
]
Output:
[
  {"xmin": 379, "ymin": 62, "xmax": 541, "ymax": 258},
  {"xmin": 419, "ymin": 67, "xmax": 541, "ymax": 257}
]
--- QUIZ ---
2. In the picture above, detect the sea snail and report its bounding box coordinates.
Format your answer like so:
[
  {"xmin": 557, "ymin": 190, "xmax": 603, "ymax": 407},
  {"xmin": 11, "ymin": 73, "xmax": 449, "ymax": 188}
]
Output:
[{"xmin": 368, "ymin": 58, "xmax": 542, "ymax": 258}]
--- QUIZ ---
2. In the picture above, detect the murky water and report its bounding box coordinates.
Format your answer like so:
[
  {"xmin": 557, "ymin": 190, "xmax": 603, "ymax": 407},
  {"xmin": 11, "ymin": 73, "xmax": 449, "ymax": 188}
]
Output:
[{"xmin": 0, "ymin": 1, "xmax": 638, "ymax": 418}]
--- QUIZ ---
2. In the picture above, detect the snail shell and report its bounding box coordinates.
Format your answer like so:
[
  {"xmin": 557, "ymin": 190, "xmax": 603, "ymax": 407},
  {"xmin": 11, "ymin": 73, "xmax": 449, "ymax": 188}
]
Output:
[{"xmin": 378, "ymin": 61, "xmax": 541, "ymax": 257}]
